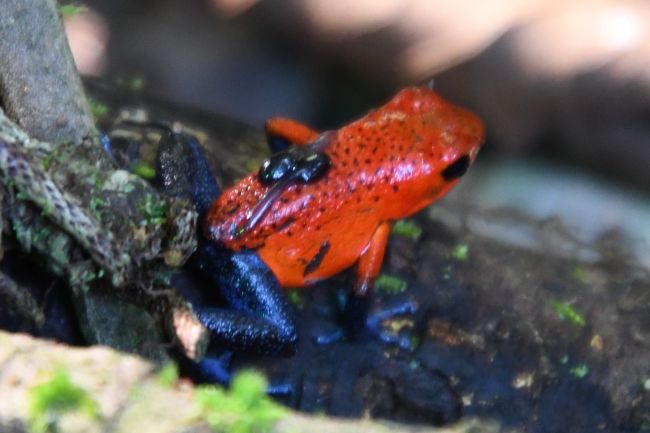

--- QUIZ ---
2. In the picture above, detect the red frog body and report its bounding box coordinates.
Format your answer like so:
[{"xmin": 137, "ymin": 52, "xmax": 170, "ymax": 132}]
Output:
[{"xmin": 204, "ymin": 87, "xmax": 484, "ymax": 295}]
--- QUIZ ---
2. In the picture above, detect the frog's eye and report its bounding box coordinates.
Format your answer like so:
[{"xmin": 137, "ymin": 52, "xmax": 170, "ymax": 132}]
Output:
[
  {"xmin": 441, "ymin": 155, "xmax": 470, "ymax": 180},
  {"xmin": 295, "ymin": 152, "xmax": 331, "ymax": 183},
  {"xmin": 258, "ymin": 153, "xmax": 296, "ymax": 185}
]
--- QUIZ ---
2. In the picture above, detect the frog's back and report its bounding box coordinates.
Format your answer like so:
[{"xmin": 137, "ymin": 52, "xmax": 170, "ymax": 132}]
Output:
[{"xmin": 204, "ymin": 87, "xmax": 484, "ymax": 287}]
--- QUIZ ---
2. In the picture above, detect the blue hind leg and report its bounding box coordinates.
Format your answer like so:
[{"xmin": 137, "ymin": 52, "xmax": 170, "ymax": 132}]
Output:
[{"xmin": 155, "ymin": 130, "xmax": 297, "ymax": 384}]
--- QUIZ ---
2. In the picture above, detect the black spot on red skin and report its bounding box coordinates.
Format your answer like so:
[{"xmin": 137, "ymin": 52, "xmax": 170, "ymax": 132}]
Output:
[
  {"xmin": 224, "ymin": 202, "xmax": 240, "ymax": 215},
  {"xmin": 303, "ymin": 241, "xmax": 330, "ymax": 276},
  {"xmin": 278, "ymin": 217, "xmax": 295, "ymax": 231}
]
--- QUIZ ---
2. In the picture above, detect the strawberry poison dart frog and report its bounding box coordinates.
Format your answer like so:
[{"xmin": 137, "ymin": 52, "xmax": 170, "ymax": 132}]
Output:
[{"xmin": 152, "ymin": 86, "xmax": 484, "ymax": 380}]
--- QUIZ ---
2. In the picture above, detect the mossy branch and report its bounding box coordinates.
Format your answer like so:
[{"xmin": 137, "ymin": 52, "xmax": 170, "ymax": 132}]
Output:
[{"xmin": 0, "ymin": 0, "xmax": 207, "ymax": 360}]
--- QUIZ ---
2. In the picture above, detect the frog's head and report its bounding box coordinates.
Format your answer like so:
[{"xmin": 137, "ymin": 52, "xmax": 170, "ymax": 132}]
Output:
[
  {"xmin": 386, "ymin": 86, "xmax": 483, "ymax": 174},
  {"xmin": 359, "ymin": 86, "xmax": 484, "ymax": 210}
]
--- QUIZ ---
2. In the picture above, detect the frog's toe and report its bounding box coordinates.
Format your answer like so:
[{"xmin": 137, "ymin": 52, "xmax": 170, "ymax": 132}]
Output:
[
  {"xmin": 101, "ymin": 134, "xmax": 142, "ymax": 169},
  {"xmin": 310, "ymin": 320, "xmax": 345, "ymax": 345},
  {"xmin": 343, "ymin": 293, "xmax": 419, "ymax": 349},
  {"xmin": 366, "ymin": 296, "xmax": 419, "ymax": 350},
  {"xmin": 266, "ymin": 381, "xmax": 294, "ymax": 396},
  {"xmin": 180, "ymin": 351, "xmax": 233, "ymax": 385}
]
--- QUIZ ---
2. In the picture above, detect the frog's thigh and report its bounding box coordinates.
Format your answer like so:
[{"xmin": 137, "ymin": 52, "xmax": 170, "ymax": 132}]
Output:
[
  {"xmin": 354, "ymin": 222, "xmax": 391, "ymax": 297},
  {"xmin": 265, "ymin": 117, "xmax": 320, "ymax": 147}
]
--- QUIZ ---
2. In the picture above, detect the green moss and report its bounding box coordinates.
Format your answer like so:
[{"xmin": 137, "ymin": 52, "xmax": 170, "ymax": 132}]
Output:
[
  {"xmin": 141, "ymin": 193, "xmax": 167, "ymax": 226},
  {"xmin": 409, "ymin": 335, "xmax": 420, "ymax": 350},
  {"xmin": 28, "ymin": 368, "xmax": 99, "ymax": 433},
  {"xmin": 57, "ymin": 3, "xmax": 87, "ymax": 18},
  {"xmin": 441, "ymin": 263, "xmax": 453, "ymax": 280},
  {"xmin": 285, "ymin": 289, "xmax": 304, "ymax": 309},
  {"xmin": 374, "ymin": 273, "xmax": 408, "ymax": 294},
  {"xmin": 194, "ymin": 370, "xmax": 286, "ymax": 433},
  {"xmin": 571, "ymin": 265, "xmax": 587, "ymax": 282},
  {"xmin": 392, "ymin": 219, "xmax": 422, "ymax": 240},
  {"xmin": 114, "ymin": 75, "xmax": 146, "ymax": 91},
  {"xmin": 89, "ymin": 196, "xmax": 106, "ymax": 222},
  {"xmin": 450, "ymin": 243, "xmax": 469, "ymax": 261},
  {"xmin": 550, "ymin": 299, "xmax": 586, "ymax": 327},
  {"xmin": 152, "ymin": 268, "xmax": 174, "ymax": 285},
  {"xmin": 130, "ymin": 77, "xmax": 145, "ymax": 91},
  {"xmin": 570, "ymin": 363, "xmax": 589, "ymax": 378},
  {"xmin": 131, "ymin": 161, "xmax": 156, "ymax": 180},
  {"xmin": 82, "ymin": 268, "xmax": 105, "ymax": 285},
  {"xmin": 50, "ymin": 233, "xmax": 72, "ymax": 266},
  {"xmin": 158, "ymin": 363, "xmax": 179, "ymax": 387},
  {"xmin": 88, "ymin": 99, "xmax": 109, "ymax": 122}
]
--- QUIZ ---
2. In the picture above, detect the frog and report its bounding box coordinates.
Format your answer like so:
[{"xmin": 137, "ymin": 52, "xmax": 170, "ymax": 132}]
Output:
[{"xmin": 109, "ymin": 86, "xmax": 484, "ymax": 382}]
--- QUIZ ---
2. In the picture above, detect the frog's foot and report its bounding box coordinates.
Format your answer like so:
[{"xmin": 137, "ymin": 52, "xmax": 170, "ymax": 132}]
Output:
[
  {"xmin": 344, "ymin": 293, "xmax": 419, "ymax": 350},
  {"xmin": 193, "ymin": 242, "xmax": 298, "ymax": 356},
  {"xmin": 310, "ymin": 320, "xmax": 345, "ymax": 346},
  {"xmin": 182, "ymin": 351, "xmax": 294, "ymax": 395},
  {"xmin": 181, "ymin": 350, "xmax": 233, "ymax": 385},
  {"xmin": 196, "ymin": 307, "xmax": 297, "ymax": 356},
  {"xmin": 100, "ymin": 132, "xmax": 144, "ymax": 170}
]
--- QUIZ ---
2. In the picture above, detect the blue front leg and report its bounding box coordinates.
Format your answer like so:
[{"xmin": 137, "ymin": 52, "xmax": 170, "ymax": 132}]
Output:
[{"xmin": 154, "ymin": 129, "xmax": 298, "ymax": 377}]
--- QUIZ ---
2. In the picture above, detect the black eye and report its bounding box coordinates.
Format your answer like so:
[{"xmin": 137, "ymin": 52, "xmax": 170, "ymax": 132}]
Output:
[
  {"xmin": 258, "ymin": 153, "xmax": 296, "ymax": 185},
  {"xmin": 295, "ymin": 152, "xmax": 331, "ymax": 183},
  {"xmin": 441, "ymin": 155, "xmax": 470, "ymax": 180}
]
